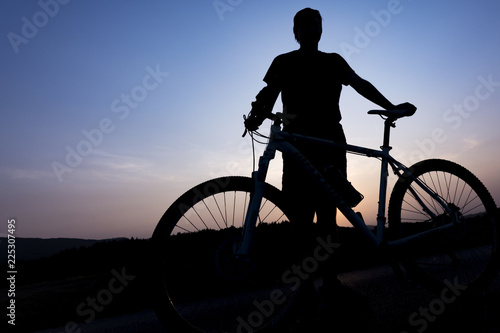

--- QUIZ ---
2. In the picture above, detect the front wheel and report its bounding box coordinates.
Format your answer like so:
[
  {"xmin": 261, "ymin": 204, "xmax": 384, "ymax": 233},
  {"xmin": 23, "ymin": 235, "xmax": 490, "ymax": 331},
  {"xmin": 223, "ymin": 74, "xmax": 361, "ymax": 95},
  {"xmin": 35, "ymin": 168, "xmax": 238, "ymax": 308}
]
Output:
[
  {"xmin": 150, "ymin": 176, "xmax": 299, "ymax": 333},
  {"xmin": 388, "ymin": 159, "xmax": 500, "ymax": 293}
]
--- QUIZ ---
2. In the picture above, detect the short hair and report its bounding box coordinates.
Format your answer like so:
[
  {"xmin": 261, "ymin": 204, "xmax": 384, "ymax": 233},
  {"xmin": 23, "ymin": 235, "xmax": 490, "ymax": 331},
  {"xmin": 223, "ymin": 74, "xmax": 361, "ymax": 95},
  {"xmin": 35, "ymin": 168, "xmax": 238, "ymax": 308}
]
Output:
[{"xmin": 293, "ymin": 8, "xmax": 322, "ymax": 42}]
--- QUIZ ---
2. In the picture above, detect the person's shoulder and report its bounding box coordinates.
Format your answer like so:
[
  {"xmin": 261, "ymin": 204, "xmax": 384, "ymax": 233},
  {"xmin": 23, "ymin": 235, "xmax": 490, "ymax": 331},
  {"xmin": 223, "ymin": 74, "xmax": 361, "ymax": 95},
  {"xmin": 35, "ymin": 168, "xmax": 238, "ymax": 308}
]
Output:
[
  {"xmin": 320, "ymin": 52, "xmax": 353, "ymax": 69},
  {"xmin": 269, "ymin": 50, "xmax": 300, "ymax": 68},
  {"xmin": 274, "ymin": 50, "xmax": 299, "ymax": 60},
  {"xmin": 320, "ymin": 51, "xmax": 346, "ymax": 60}
]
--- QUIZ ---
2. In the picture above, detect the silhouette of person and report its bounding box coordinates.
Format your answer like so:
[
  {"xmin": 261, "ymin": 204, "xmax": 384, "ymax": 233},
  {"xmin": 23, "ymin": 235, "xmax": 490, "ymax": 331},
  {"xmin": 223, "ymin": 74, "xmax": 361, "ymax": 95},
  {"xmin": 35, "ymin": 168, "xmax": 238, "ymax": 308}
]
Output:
[{"xmin": 244, "ymin": 7, "xmax": 414, "ymax": 298}]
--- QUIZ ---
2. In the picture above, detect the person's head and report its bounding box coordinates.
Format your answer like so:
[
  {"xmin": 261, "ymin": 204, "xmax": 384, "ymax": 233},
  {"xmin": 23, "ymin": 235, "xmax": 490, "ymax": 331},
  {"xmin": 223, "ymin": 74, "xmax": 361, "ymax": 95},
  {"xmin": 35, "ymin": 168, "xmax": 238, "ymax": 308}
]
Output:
[{"xmin": 293, "ymin": 8, "xmax": 322, "ymax": 48}]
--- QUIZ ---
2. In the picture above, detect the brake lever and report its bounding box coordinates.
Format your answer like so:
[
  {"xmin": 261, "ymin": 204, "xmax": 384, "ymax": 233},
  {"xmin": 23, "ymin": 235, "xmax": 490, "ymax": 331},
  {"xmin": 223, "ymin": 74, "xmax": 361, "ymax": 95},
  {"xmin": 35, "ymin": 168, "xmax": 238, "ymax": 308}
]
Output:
[{"xmin": 242, "ymin": 114, "xmax": 248, "ymax": 137}]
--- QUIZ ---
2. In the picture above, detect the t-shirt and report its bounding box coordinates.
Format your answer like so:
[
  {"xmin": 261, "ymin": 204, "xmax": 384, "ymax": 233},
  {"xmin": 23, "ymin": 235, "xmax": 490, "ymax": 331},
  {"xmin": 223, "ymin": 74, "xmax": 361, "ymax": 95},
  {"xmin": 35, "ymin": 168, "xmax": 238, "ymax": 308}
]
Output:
[{"xmin": 263, "ymin": 50, "xmax": 354, "ymax": 138}]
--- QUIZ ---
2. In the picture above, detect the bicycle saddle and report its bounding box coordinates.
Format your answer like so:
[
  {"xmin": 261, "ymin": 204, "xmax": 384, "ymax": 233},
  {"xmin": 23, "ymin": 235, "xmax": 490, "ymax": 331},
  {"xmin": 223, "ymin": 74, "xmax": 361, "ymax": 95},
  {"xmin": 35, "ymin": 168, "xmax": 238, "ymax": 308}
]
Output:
[{"xmin": 368, "ymin": 108, "xmax": 416, "ymax": 119}]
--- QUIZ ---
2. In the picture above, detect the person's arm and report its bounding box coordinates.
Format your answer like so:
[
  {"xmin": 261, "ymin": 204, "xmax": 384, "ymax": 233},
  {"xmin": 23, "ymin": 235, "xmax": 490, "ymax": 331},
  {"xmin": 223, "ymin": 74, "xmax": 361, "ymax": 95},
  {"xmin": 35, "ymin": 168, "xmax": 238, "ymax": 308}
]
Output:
[
  {"xmin": 347, "ymin": 72, "xmax": 396, "ymax": 110},
  {"xmin": 244, "ymin": 85, "xmax": 280, "ymax": 131}
]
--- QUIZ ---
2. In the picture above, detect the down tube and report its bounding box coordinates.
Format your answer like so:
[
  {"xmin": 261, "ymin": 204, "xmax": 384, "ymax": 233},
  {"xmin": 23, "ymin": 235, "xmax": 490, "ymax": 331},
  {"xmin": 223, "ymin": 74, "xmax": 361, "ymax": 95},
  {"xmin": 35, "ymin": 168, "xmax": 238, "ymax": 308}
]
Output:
[
  {"xmin": 279, "ymin": 141, "xmax": 379, "ymax": 246},
  {"xmin": 339, "ymin": 204, "xmax": 379, "ymax": 247}
]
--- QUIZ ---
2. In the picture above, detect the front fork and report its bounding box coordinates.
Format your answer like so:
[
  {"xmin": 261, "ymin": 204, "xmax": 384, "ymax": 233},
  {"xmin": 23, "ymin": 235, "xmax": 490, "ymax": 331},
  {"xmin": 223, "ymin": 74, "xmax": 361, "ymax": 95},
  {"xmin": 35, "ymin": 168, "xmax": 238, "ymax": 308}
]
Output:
[{"xmin": 235, "ymin": 145, "xmax": 276, "ymax": 258}]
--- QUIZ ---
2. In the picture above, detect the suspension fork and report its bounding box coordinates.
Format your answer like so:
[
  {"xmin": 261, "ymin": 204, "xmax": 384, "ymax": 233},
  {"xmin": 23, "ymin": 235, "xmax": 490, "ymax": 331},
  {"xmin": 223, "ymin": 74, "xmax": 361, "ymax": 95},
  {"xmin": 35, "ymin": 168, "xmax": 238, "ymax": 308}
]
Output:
[{"xmin": 235, "ymin": 141, "xmax": 277, "ymax": 257}]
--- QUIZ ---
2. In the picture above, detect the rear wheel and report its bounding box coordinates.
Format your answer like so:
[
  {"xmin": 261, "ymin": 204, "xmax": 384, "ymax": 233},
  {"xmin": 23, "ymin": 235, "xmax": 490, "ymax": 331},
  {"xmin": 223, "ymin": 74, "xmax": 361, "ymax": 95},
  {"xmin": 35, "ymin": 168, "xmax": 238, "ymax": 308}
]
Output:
[
  {"xmin": 151, "ymin": 176, "xmax": 299, "ymax": 332},
  {"xmin": 388, "ymin": 159, "xmax": 500, "ymax": 293}
]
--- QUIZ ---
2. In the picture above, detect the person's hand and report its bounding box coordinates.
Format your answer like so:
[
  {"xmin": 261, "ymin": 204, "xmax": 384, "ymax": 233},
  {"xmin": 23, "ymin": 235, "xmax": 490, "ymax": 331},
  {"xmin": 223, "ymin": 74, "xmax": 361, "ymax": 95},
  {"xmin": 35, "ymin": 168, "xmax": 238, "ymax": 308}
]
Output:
[
  {"xmin": 389, "ymin": 102, "xmax": 417, "ymax": 116},
  {"xmin": 244, "ymin": 114, "xmax": 262, "ymax": 131}
]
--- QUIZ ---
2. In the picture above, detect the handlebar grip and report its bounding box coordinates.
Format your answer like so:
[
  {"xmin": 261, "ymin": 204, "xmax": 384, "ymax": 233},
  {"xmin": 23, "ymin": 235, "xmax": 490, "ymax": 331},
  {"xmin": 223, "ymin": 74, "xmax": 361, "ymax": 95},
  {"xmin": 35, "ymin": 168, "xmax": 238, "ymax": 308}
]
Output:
[{"xmin": 242, "ymin": 114, "xmax": 248, "ymax": 137}]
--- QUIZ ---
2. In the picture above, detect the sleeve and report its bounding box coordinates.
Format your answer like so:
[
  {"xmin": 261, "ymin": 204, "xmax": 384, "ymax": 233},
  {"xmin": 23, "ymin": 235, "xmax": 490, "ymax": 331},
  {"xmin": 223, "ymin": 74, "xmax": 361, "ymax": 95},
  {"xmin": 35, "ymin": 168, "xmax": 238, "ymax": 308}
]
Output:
[
  {"xmin": 249, "ymin": 56, "xmax": 282, "ymax": 120},
  {"xmin": 263, "ymin": 56, "xmax": 282, "ymax": 86},
  {"xmin": 333, "ymin": 53, "xmax": 356, "ymax": 86}
]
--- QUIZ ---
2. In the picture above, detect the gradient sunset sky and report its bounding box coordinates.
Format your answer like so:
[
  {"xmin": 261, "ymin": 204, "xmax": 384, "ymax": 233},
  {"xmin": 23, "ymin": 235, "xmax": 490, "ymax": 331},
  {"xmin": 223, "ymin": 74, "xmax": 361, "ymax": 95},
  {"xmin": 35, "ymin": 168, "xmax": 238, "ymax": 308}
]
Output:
[{"xmin": 2, "ymin": 0, "xmax": 499, "ymax": 239}]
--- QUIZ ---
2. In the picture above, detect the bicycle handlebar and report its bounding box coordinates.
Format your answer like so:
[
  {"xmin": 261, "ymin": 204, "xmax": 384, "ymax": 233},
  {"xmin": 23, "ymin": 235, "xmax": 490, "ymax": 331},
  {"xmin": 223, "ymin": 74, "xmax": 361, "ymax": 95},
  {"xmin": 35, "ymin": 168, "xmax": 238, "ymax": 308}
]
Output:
[{"xmin": 243, "ymin": 105, "xmax": 416, "ymax": 137}]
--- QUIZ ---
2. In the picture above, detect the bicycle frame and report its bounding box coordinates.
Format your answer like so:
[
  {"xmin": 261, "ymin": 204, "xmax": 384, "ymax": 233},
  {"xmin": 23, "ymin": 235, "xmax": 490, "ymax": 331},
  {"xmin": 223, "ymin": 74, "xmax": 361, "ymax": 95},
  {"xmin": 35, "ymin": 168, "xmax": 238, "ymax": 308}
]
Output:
[{"xmin": 236, "ymin": 116, "xmax": 456, "ymax": 257}]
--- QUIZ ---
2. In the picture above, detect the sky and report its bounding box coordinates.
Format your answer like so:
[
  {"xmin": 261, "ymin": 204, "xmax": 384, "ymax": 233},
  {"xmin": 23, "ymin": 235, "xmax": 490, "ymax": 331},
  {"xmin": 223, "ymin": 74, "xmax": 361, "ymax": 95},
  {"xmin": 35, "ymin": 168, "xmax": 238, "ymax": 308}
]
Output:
[{"xmin": 1, "ymin": 0, "xmax": 500, "ymax": 239}]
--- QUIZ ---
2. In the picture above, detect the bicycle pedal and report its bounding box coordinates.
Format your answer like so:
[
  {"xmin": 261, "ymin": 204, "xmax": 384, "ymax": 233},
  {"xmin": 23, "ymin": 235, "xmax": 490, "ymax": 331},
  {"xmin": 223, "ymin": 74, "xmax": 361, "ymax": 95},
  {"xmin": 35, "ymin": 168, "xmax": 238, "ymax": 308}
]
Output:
[
  {"xmin": 346, "ymin": 187, "xmax": 364, "ymax": 207},
  {"xmin": 324, "ymin": 166, "xmax": 364, "ymax": 207}
]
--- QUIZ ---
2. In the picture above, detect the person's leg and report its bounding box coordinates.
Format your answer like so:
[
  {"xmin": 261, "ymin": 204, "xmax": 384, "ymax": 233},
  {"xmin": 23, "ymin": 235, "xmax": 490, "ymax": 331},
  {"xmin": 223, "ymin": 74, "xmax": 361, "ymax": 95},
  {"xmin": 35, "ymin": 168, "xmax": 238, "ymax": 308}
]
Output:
[
  {"xmin": 314, "ymin": 129, "xmax": 347, "ymax": 293},
  {"xmin": 282, "ymin": 153, "xmax": 316, "ymax": 260},
  {"xmin": 282, "ymin": 153, "xmax": 321, "ymax": 324},
  {"xmin": 316, "ymin": 202, "xmax": 342, "ymax": 294}
]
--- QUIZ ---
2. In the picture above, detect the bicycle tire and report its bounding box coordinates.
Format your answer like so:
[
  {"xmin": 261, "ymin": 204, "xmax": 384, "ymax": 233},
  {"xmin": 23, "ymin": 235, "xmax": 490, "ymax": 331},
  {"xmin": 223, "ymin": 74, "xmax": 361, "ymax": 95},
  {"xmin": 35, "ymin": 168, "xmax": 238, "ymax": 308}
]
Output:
[
  {"xmin": 388, "ymin": 159, "xmax": 500, "ymax": 294},
  {"xmin": 150, "ymin": 176, "xmax": 299, "ymax": 333}
]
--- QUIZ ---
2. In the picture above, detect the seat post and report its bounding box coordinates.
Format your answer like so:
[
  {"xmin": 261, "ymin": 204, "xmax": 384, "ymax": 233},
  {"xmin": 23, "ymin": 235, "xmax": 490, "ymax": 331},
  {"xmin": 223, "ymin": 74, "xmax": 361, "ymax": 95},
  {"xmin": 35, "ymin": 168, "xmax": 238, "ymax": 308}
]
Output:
[{"xmin": 382, "ymin": 118, "xmax": 395, "ymax": 150}]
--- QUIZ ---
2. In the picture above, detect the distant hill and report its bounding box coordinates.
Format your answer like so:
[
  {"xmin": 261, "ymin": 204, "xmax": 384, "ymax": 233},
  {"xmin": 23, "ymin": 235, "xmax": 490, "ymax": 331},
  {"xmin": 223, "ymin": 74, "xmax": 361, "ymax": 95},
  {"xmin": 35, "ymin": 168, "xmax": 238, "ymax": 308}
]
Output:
[
  {"xmin": 0, "ymin": 237, "xmax": 150, "ymax": 332},
  {"xmin": 0, "ymin": 237, "xmax": 127, "ymax": 262}
]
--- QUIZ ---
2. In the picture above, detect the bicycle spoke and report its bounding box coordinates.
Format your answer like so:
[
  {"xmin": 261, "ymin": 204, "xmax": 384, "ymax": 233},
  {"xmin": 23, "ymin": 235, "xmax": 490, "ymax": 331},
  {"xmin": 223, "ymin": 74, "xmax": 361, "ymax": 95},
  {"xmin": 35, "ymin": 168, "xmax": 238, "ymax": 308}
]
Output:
[
  {"xmin": 389, "ymin": 159, "xmax": 499, "ymax": 293},
  {"xmin": 259, "ymin": 199, "xmax": 284, "ymax": 223},
  {"xmin": 232, "ymin": 191, "xmax": 236, "ymax": 227},
  {"xmin": 151, "ymin": 177, "xmax": 297, "ymax": 332},
  {"xmin": 185, "ymin": 206, "xmax": 209, "ymax": 231},
  {"xmin": 212, "ymin": 194, "xmax": 228, "ymax": 229}
]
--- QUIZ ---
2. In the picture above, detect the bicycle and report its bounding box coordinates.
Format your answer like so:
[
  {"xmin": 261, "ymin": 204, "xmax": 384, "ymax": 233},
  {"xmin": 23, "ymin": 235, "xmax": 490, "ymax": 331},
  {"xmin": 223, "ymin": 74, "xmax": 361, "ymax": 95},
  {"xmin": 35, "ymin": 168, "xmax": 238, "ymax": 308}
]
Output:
[{"xmin": 150, "ymin": 108, "xmax": 499, "ymax": 333}]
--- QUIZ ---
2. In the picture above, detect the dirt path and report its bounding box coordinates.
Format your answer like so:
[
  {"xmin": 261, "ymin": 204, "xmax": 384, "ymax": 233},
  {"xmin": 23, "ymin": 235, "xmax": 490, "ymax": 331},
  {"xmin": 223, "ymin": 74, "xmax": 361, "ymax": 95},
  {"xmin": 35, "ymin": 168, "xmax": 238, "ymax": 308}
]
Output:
[{"xmin": 32, "ymin": 265, "xmax": 500, "ymax": 333}]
